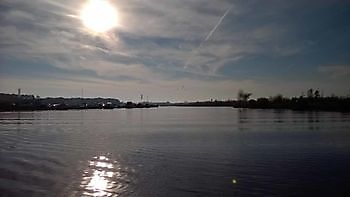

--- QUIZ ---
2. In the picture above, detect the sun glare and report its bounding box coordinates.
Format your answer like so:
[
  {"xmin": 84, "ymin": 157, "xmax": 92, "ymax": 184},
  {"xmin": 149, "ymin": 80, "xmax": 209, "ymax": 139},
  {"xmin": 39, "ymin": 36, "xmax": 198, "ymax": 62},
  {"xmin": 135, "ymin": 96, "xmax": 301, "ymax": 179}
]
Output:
[{"xmin": 80, "ymin": 0, "xmax": 119, "ymax": 33}]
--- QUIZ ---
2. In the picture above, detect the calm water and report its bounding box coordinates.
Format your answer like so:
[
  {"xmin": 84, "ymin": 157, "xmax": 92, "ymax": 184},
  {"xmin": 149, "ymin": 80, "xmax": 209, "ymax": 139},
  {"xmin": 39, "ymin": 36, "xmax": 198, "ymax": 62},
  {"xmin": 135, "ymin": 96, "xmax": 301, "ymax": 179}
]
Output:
[{"xmin": 0, "ymin": 107, "xmax": 350, "ymax": 196}]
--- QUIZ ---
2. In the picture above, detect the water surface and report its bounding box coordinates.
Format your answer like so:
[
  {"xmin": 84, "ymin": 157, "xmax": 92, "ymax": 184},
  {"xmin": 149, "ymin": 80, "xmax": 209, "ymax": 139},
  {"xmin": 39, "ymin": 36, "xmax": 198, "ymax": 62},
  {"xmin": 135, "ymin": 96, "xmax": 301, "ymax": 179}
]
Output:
[{"xmin": 0, "ymin": 107, "xmax": 350, "ymax": 196}]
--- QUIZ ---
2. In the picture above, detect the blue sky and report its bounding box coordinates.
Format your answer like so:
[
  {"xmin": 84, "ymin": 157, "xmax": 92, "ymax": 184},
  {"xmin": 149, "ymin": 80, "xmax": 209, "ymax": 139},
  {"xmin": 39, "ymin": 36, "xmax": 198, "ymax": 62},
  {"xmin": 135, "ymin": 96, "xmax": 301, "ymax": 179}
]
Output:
[{"xmin": 0, "ymin": 0, "xmax": 350, "ymax": 101}]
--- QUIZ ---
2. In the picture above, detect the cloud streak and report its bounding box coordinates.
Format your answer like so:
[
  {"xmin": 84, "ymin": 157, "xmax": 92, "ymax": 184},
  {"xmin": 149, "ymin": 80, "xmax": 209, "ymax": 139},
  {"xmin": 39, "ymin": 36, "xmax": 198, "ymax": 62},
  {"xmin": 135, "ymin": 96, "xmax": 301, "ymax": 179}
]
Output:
[
  {"xmin": 185, "ymin": 5, "xmax": 233, "ymax": 68},
  {"xmin": 204, "ymin": 5, "xmax": 233, "ymax": 42},
  {"xmin": 318, "ymin": 65, "xmax": 350, "ymax": 78},
  {"xmin": 1, "ymin": 0, "xmax": 350, "ymax": 100}
]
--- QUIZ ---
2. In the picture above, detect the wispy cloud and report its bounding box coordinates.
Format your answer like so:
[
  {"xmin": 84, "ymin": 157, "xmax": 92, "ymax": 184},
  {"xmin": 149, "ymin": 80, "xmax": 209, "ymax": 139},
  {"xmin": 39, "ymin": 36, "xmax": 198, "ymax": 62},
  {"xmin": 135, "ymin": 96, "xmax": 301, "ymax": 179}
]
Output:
[
  {"xmin": 185, "ymin": 5, "xmax": 233, "ymax": 69},
  {"xmin": 204, "ymin": 5, "xmax": 233, "ymax": 42},
  {"xmin": 1, "ymin": 0, "xmax": 350, "ymax": 99},
  {"xmin": 318, "ymin": 65, "xmax": 350, "ymax": 78}
]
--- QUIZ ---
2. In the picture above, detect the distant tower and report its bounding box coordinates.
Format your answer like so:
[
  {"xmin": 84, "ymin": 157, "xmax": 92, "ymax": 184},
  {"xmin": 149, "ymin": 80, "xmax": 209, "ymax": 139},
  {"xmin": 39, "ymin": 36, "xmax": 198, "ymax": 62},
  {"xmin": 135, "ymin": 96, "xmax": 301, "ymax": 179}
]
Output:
[{"xmin": 18, "ymin": 88, "xmax": 21, "ymax": 96}]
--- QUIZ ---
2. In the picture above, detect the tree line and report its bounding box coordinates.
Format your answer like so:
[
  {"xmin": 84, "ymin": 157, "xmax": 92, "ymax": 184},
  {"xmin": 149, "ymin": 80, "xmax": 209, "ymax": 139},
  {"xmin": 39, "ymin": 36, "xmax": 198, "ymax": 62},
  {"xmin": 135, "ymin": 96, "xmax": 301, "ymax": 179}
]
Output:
[{"xmin": 235, "ymin": 89, "xmax": 350, "ymax": 112}]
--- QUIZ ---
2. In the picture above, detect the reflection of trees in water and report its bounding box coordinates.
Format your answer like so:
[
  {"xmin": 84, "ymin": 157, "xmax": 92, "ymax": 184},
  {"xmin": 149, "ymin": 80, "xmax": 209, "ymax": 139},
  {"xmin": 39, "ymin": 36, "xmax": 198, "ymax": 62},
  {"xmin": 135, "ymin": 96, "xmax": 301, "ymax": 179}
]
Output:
[
  {"xmin": 139, "ymin": 109, "xmax": 144, "ymax": 132},
  {"xmin": 237, "ymin": 109, "xmax": 249, "ymax": 131},
  {"xmin": 273, "ymin": 109, "xmax": 286, "ymax": 123},
  {"xmin": 80, "ymin": 110, "xmax": 85, "ymax": 127},
  {"xmin": 16, "ymin": 112, "xmax": 21, "ymax": 124},
  {"xmin": 13, "ymin": 112, "xmax": 22, "ymax": 150},
  {"xmin": 307, "ymin": 111, "xmax": 320, "ymax": 131},
  {"xmin": 236, "ymin": 109, "xmax": 249, "ymax": 147},
  {"xmin": 126, "ymin": 109, "xmax": 133, "ymax": 125},
  {"xmin": 237, "ymin": 109, "xmax": 249, "ymax": 124}
]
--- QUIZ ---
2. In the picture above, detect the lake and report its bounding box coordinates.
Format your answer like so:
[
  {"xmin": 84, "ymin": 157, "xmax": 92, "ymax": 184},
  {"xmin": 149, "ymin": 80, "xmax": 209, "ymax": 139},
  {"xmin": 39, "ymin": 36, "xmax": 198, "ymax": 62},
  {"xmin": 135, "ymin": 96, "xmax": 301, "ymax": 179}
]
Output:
[{"xmin": 0, "ymin": 107, "xmax": 349, "ymax": 196}]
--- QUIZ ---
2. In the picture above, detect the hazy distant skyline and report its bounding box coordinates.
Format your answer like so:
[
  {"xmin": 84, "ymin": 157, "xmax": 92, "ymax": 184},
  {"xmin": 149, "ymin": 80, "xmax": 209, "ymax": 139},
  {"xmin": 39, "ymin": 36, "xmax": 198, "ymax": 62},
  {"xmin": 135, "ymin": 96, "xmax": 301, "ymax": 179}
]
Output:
[{"xmin": 1, "ymin": 0, "xmax": 350, "ymax": 102}]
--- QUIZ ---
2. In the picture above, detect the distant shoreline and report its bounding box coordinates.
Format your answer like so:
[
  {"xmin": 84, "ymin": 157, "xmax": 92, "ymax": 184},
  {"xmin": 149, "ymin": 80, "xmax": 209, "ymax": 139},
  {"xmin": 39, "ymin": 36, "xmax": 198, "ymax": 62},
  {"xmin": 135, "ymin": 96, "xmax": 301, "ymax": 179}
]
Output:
[
  {"xmin": 1, "ymin": 105, "xmax": 349, "ymax": 113},
  {"xmin": 1, "ymin": 92, "xmax": 349, "ymax": 112}
]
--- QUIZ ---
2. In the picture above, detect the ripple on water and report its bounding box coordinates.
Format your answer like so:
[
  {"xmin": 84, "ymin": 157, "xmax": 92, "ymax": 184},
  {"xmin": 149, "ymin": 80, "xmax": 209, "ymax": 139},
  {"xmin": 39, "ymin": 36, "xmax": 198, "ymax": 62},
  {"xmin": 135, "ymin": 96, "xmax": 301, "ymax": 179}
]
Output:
[{"xmin": 79, "ymin": 155, "xmax": 130, "ymax": 197}]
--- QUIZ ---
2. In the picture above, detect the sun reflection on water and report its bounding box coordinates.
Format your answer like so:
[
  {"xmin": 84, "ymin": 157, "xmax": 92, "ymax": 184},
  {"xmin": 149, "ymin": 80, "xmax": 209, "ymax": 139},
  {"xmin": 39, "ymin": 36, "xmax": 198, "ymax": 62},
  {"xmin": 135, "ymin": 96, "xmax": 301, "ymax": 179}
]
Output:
[{"xmin": 80, "ymin": 155, "xmax": 128, "ymax": 197}]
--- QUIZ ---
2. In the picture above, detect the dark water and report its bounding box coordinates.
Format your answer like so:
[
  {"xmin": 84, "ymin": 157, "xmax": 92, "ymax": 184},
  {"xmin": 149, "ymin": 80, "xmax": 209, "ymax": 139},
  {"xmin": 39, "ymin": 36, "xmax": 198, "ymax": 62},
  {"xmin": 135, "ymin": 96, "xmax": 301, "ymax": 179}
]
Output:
[{"xmin": 0, "ymin": 107, "xmax": 350, "ymax": 196}]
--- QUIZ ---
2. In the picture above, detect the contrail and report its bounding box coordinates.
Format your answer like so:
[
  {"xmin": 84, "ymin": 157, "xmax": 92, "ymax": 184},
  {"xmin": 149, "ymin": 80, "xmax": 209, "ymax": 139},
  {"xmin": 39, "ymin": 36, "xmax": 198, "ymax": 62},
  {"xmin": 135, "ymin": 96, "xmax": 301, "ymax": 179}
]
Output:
[
  {"xmin": 185, "ymin": 5, "xmax": 233, "ymax": 68},
  {"xmin": 204, "ymin": 6, "xmax": 232, "ymax": 42}
]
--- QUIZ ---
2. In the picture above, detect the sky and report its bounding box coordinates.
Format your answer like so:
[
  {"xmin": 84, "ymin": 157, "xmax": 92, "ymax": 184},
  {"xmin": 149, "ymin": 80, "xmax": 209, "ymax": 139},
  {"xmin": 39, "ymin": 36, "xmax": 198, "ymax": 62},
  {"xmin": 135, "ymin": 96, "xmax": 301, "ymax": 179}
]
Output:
[{"xmin": 0, "ymin": 0, "xmax": 350, "ymax": 102}]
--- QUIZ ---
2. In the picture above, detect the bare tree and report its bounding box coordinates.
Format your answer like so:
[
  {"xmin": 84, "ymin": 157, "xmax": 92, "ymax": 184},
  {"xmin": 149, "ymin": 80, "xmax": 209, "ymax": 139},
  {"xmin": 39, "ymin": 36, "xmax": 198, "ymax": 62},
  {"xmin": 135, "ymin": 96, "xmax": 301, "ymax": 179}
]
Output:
[{"xmin": 238, "ymin": 89, "xmax": 252, "ymax": 102}]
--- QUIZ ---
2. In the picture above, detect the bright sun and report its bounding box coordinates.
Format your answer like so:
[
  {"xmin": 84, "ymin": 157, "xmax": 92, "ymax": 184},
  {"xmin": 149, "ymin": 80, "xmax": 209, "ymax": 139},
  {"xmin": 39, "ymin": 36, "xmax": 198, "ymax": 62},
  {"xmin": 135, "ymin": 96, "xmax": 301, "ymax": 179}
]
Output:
[{"xmin": 80, "ymin": 0, "xmax": 119, "ymax": 33}]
